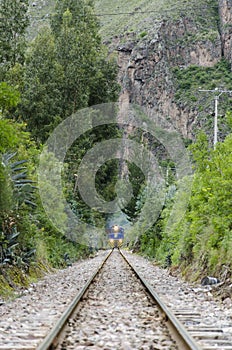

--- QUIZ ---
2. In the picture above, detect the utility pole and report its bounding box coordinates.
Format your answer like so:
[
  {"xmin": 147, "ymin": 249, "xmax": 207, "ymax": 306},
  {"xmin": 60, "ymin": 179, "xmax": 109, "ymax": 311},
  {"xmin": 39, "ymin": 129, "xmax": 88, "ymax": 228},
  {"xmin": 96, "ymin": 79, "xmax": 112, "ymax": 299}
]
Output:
[{"xmin": 199, "ymin": 88, "xmax": 232, "ymax": 149}]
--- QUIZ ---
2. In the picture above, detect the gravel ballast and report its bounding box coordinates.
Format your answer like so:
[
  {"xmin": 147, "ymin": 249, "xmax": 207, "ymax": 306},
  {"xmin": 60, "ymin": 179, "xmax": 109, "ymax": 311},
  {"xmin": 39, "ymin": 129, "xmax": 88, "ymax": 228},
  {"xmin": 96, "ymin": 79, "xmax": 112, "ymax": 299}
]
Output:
[{"xmin": 0, "ymin": 249, "xmax": 231, "ymax": 349}]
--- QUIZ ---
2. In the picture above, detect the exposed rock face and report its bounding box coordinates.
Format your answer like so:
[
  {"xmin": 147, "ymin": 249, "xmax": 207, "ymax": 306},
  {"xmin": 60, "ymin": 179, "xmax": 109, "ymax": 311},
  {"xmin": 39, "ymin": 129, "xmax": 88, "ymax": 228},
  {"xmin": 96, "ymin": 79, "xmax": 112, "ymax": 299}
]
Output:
[
  {"xmin": 219, "ymin": 0, "xmax": 232, "ymax": 64},
  {"xmin": 115, "ymin": 3, "xmax": 232, "ymax": 138}
]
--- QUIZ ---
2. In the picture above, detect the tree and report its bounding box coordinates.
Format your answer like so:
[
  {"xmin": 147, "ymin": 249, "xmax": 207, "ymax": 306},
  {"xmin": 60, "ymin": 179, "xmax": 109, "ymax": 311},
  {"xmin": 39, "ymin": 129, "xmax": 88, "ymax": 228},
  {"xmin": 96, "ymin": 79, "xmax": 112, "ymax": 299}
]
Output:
[
  {"xmin": 19, "ymin": 0, "xmax": 119, "ymax": 142},
  {"xmin": 17, "ymin": 0, "xmax": 120, "ymax": 233},
  {"xmin": 51, "ymin": 0, "xmax": 99, "ymax": 41},
  {"xmin": 19, "ymin": 27, "xmax": 64, "ymax": 143},
  {"xmin": 64, "ymin": 123, "xmax": 121, "ymax": 227},
  {"xmin": 158, "ymin": 132, "xmax": 232, "ymax": 273},
  {"xmin": 53, "ymin": 8, "xmax": 90, "ymax": 115},
  {"xmin": 0, "ymin": 82, "xmax": 20, "ymax": 115},
  {"xmin": 51, "ymin": 0, "xmax": 119, "ymax": 116},
  {"xmin": 0, "ymin": 0, "xmax": 29, "ymax": 80}
]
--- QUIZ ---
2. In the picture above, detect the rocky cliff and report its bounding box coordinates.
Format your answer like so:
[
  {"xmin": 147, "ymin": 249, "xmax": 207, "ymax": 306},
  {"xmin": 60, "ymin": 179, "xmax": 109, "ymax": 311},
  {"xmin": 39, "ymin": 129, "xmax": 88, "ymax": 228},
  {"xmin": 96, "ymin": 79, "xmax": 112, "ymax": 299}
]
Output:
[
  {"xmin": 96, "ymin": 0, "xmax": 232, "ymax": 139},
  {"xmin": 28, "ymin": 0, "xmax": 232, "ymax": 140},
  {"xmin": 219, "ymin": 0, "xmax": 232, "ymax": 64}
]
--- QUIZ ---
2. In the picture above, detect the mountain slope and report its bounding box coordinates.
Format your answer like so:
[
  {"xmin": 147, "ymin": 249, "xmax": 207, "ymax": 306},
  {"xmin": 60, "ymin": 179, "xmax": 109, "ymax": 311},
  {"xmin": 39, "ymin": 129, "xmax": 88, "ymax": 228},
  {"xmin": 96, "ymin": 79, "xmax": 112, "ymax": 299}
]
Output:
[
  {"xmin": 95, "ymin": 0, "xmax": 218, "ymax": 41},
  {"xmin": 27, "ymin": 0, "xmax": 232, "ymax": 140}
]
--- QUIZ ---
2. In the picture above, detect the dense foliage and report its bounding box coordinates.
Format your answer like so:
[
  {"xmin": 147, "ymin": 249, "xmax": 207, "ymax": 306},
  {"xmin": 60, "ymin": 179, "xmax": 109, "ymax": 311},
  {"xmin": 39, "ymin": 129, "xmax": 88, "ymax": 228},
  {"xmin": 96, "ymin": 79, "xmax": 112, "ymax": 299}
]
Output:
[
  {"xmin": 0, "ymin": 0, "xmax": 232, "ymax": 295},
  {"xmin": 173, "ymin": 131, "xmax": 232, "ymax": 274},
  {"xmin": 173, "ymin": 59, "xmax": 232, "ymax": 143},
  {"xmin": 0, "ymin": 0, "xmax": 120, "ymax": 290},
  {"xmin": 137, "ymin": 126, "xmax": 232, "ymax": 278},
  {"xmin": 0, "ymin": 0, "xmax": 29, "ymax": 80},
  {"xmin": 20, "ymin": 0, "xmax": 119, "ymax": 142}
]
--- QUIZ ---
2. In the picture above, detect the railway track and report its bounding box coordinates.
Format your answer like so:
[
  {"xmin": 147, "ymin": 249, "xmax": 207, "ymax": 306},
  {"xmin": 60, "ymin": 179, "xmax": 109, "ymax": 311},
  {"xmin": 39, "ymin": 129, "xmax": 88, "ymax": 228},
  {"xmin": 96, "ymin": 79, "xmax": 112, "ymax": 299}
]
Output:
[
  {"xmin": 0, "ymin": 249, "xmax": 231, "ymax": 349},
  {"xmin": 123, "ymin": 251, "xmax": 232, "ymax": 350},
  {"xmin": 37, "ymin": 249, "xmax": 202, "ymax": 350}
]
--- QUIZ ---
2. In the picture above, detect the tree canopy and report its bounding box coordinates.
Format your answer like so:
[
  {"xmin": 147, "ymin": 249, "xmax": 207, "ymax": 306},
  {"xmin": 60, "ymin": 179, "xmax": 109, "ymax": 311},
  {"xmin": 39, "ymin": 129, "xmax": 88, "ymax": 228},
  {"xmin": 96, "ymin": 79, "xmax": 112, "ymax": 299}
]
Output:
[
  {"xmin": 0, "ymin": 0, "xmax": 29, "ymax": 80},
  {"xmin": 18, "ymin": 0, "xmax": 119, "ymax": 142}
]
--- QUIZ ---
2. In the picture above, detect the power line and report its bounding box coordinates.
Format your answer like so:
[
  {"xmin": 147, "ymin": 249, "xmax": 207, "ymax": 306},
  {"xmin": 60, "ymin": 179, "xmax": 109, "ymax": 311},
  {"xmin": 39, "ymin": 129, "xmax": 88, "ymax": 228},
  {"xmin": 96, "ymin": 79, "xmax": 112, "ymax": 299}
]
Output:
[
  {"xmin": 0, "ymin": 3, "xmax": 222, "ymax": 21},
  {"xmin": 95, "ymin": 7, "xmax": 219, "ymax": 17}
]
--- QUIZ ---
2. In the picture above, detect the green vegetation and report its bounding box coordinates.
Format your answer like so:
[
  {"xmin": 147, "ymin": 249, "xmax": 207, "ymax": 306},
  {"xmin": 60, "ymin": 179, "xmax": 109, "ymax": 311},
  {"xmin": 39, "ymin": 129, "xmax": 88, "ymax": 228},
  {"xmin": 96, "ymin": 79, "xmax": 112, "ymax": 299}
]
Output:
[
  {"xmin": 136, "ymin": 128, "xmax": 232, "ymax": 279},
  {"xmin": 173, "ymin": 59, "xmax": 232, "ymax": 141},
  {"xmin": 27, "ymin": 0, "xmax": 219, "ymax": 43},
  {"xmin": 20, "ymin": 0, "xmax": 119, "ymax": 143},
  {"xmin": 0, "ymin": 0, "xmax": 120, "ymax": 298},
  {"xmin": 173, "ymin": 59, "xmax": 232, "ymax": 106},
  {"xmin": 63, "ymin": 123, "xmax": 122, "ymax": 228},
  {"xmin": 0, "ymin": 116, "xmax": 87, "ymax": 273},
  {"xmin": 95, "ymin": 0, "xmax": 218, "ymax": 41},
  {"xmin": 95, "ymin": 0, "xmax": 217, "ymax": 40},
  {"xmin": 139, "ymin": 31, "xmax": 147, "ymax": 38},
  {"xmin": 1, "ymin": 0, "xmax": 231, "ymax": 294},
  {"xmin": 176, "ymin": 29, "xmax": 219, "ymax": 46},
  {"xmin": 0, "ymin": 0, "xmax": 29, "ymax": 80}
]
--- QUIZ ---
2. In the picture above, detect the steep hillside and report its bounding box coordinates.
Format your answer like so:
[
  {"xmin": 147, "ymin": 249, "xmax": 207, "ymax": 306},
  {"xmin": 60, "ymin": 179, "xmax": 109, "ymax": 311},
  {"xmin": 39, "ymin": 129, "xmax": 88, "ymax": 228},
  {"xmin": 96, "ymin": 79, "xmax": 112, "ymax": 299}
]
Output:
[
  {"xmin": 95, "ymin": 0, "xmax": 232, "ymax": 140},
  {"xmin": 28, "ymin": 0, "xmax": 232, "ymax": 141},
  {"xmin": 95, "ymin": 0, "xmax": 218, "ymax": 41}
]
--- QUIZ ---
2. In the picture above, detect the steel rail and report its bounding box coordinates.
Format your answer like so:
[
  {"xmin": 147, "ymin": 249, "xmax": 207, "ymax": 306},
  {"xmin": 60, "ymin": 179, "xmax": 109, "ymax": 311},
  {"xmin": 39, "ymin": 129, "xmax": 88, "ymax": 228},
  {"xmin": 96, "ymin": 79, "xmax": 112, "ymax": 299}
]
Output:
[
  {"xmin": 119, "ymin": 249, "xmax": 202, "ymax": 350},
  {"xmin": 36, "ymin": 249, "xmax": 113, "ymax": 350}
]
